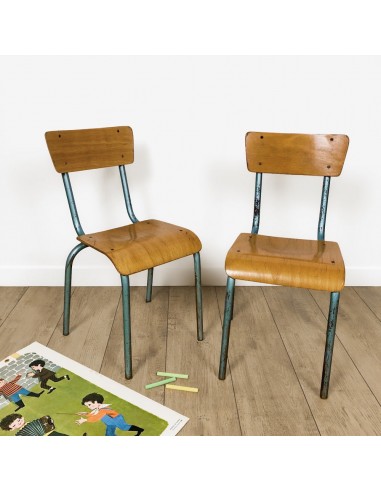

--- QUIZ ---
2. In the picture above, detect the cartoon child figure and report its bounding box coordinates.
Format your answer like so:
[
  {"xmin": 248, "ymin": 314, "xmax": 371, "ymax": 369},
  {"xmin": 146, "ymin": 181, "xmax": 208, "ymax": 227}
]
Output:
[
  {"xmin": 26, "ymin": 359, "xmax": 70, "ymax": 394},
  {"xmin": 76, "ymin": 392, "xmax": 144, "ymax": 436},
  {"xmin": 0, "ymin": 375, "xmax": 44, "ymax": 411},
  {"xmin": 0, "ymin": 413, "xmax": 68, "ymax": 436}
]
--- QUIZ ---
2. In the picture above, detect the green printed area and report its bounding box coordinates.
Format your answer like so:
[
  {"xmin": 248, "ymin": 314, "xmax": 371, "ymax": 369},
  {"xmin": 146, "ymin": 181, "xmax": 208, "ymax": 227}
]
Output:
[{"xmin": 0, "ymin": 367, "xmax": 168, "ymax": 436}]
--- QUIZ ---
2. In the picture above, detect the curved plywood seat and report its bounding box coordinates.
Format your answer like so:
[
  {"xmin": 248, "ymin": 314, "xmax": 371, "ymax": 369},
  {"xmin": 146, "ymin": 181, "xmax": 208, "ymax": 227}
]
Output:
[
  {"xmin": 78, "ymin": 219, "xmax": 202, "ymax": 275},
  {"xmin": 225, "ymin": 233, "xmax": 345, "ymax": 292}
]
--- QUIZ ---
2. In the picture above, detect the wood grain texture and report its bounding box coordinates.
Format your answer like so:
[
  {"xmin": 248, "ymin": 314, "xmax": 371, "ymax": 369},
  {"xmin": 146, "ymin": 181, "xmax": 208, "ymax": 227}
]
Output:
[
  {"xmin": 225, "ymin": 234, "xmax": 345, "ymax": 291},
  {"xmin": 165, "ymin": 287, "xmax": 241, "ymax": 435},
  {"xmin": 48, "ymin": 287, "xmax": 121, "ymax": 371},
  {"xmin": 216, "ymin": 286, "xmax": 319, "ymax": 435},
  {"xmin": 0, "ymin": 288, "xmax": 64, "ymax": 361},
  {"xmin": 45, "ymin": 126, "xmax": 134, "ymax": 173},
  {"xmin": 78, "ymin": 219, "xmax": 202, "ymax": 275},
  {"xmin": 354, "ymin": 287, "xmax": 381, "ymax": 321},
  {"xmin": 263, "ymin": 287, "xmax": 381, "ymax": 435},
  {"xmin": 0, "ymin": 287, "xmax": 27, "ymax": 327},
  {"xmin": 101, "ymin": 287, "xmax": 169, "ymax": 404},
  {"xmin": 312, "ymin": 287, "xmax": 381, "ymax": 404},
  {"xmin": 246, "ymin": 132, "xmax": 349, "ymax": 176},
  {"xmin": 2, "ymin": 286, "xmax": 381, "ymax": 435}
]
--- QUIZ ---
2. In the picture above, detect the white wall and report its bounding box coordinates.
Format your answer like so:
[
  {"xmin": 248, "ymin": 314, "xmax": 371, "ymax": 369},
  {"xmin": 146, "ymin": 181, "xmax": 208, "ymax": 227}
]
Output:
[{"xmin": 1, "ymin": 56, "xmax": 380, "ymax": 286}]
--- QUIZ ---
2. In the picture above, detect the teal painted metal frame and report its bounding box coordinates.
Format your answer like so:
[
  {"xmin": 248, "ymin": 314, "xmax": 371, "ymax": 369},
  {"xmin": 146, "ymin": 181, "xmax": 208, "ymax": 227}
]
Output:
[
  {"xmin": 219, "ymin": 172, "xmax": 340, "ymax": 398},
  {"xmin": 61, "ymin": 166, "xmax": 203, "ymax": 379},
  {"xmin": 320, "ymin": 291, "xmax": 340, "ymax": 398},
  {"xmin": 194, "ymin": 252, "xmax": 204, "ymax": 341}
]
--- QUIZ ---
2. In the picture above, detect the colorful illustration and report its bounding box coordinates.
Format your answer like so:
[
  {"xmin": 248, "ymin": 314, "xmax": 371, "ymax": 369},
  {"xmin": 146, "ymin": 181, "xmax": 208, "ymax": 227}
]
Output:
[
  {"xmin": 0, "ymin": 375, "xmax": 44, "ymax": 411},
  {"xmin": 0, "ymin": 342, "xmax": 188, "ymax": 436},
  {"xmin": 0, "ymin": 413, "xmax": 68, "ymax": 436},
  {"xmin": 76, "ymin": 392, "xmax": 145, "ymax": 436},
  {"xmin": 27, "ymin": 359, "xmax": 70, "ymax": 394}
]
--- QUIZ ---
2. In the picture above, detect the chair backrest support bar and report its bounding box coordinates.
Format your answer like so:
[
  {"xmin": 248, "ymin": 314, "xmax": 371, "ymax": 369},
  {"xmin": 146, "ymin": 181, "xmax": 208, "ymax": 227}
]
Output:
[
  {"xmin": 62, "ymin": 173, "xmax": 85, "ymax": 236},
  {"xmin": 251, "ymin": 172, "xmax": 262, "ymax": 234},
  {"xmin": 119, "ymin": 165, "xmax": 139, "ymax": 223},
  {"xmin": 318, "ymin": 176, "xmax": 331, "ymax": 241}
]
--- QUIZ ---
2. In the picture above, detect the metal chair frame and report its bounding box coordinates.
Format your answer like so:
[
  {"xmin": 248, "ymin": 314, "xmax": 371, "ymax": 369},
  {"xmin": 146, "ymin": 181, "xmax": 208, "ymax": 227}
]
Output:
[
  {"xmin": 219, "ymin": 171, "xmax": 341, "ymax": 399},
  {"xmin": 61, "ymin": 165, "xmax": 203, "ymax": 379}
]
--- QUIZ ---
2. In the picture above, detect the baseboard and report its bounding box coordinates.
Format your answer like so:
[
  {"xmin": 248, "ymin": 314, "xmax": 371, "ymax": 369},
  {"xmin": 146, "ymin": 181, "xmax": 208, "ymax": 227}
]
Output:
[{"xmin": 0, "ymin": 266, "xmax": 380, "ymax": 287}]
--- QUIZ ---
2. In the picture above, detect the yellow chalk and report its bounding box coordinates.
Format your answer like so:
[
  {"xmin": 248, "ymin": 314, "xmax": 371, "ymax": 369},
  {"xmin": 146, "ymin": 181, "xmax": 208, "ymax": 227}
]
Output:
[{"xmin": 165, "ymin": 384, "xmax": 198, "ymax": 393}]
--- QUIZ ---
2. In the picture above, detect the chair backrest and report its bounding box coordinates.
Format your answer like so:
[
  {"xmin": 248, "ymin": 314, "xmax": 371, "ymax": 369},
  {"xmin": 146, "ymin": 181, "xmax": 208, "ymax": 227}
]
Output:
[
  {"xmin": 246, "ymin": 132, "xmax": 349, "ymax": 176},
  {"xmin": 45, "ymin": 126, "xmax": 134, "ymax": 173},
  {"xmin": 246, "ymin": 132, "xmax": 350, "ymax": 239}
]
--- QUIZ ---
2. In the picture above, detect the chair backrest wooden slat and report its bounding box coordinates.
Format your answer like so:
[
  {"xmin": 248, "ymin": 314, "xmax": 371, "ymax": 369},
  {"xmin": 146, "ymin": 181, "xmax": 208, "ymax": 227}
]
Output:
[
  {"xmin": 246, "ymin": 132, "xmax": 349, "ymax": 176},
  {"xmin": 45, "ymin": 126, "xmax": 134, "ymax": 173}
]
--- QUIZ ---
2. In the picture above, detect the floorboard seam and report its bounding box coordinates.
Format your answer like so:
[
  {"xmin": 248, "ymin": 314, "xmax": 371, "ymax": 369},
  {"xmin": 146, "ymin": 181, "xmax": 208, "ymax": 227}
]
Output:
[
  {"xmin": 215, "ymin": 286, "xmax": 243, "ymax": 436},
  {"xmin": 262, "ymin": 287, "xmax": 321, "ymax": 436}
]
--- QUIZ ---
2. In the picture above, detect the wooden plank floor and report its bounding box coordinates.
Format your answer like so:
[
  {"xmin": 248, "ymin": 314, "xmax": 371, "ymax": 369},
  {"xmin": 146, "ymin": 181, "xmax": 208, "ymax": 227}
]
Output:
[{"xmin": 1, "ymin": 285, "xmax": 381, "ymax": 435}]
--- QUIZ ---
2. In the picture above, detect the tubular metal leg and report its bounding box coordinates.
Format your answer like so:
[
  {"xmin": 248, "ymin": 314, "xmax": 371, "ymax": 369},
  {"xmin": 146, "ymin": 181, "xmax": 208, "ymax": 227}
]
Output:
[
  {"xmin": 218, "ymin": 276, "xmax": 236, "ymax": 380},
  {"xmin": 146, "ymin": 268, "xmax": 153, "ymax": 303},
  {"xmin": 63, "ymin": 243, "xmax": 88, "ymax": 336},
  {"xmin": 320, "ymin": 291, "xmax": 340, "ymax": 399},
  {"xmin": 231, "ymin": 287, "xmax": 235, "ymax": 321},
  {"xmin": 121, "ymin": 275, "xmax": 132, "ymax": 379},
  {"xmin": 193, "ymin": 252, "xmax": 204, "ymax": 341}
]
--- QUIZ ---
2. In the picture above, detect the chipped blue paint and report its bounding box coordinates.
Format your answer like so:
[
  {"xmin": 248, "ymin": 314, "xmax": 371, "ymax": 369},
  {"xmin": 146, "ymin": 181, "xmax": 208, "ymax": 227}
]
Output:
[
  {"xmin": 320, "ymin": 291, "xmax": 340, "ymax": 399},
  {"xmin": 219, "ymin": 276, "xmax": 236, "ymax": 379},
  {"xmin": 251, "ymin": 172, "xmax": 262, "ymax": 234},
  {"xmin": 318, "ymin": 176, "xmax": 331, "ymax": 241}
]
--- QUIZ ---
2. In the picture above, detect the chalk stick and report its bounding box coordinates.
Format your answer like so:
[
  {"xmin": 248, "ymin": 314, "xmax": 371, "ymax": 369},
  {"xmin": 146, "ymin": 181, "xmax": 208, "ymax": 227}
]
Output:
[
  {"xmin": 156, "ymin": 371, "xmax": 189, "ymax": 379},
  {"xmin": 165, "ymin": 384, "xmax": 198, "ymax": 393},
  {"xmin": 145, "ymin": 377, "xmax": 176, "ymax": 389}
]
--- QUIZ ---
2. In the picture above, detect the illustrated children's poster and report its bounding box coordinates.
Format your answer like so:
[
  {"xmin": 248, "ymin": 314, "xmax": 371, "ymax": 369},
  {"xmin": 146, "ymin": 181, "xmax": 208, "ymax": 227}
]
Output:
[{"xmin": 0, "ymin": 342, "xmax": 188, "ymax": 436}]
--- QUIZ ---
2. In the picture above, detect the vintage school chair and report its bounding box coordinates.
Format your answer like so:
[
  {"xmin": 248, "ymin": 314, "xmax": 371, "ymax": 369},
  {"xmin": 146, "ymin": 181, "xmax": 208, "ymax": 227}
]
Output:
[
  {"xmin": 218, "ymin": 132, "xmax": 349, "ymax": 399},
  {"xmin": 45, "ymin": 126, "xmax": 203, "ymax": 379}
]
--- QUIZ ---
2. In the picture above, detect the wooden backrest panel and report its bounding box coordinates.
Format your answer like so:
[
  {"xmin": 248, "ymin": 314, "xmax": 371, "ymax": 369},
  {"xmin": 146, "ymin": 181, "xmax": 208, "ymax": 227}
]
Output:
[
  {"xmin": 45, "ymin": 126, "xmax": 134, "ymax": 173},
  {"xmin": 246, "ymin": 132, "xmax": 349, "ymax": 176}
]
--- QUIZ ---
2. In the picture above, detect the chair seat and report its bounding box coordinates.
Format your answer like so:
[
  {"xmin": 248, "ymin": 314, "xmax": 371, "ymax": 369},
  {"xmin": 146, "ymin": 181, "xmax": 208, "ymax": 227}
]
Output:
[
  {"xmin": 78, "ymin": 219, "xmax": 202, "ymax": 276},
  {"xmin": 225, "ymin": 233, "xmax": 345, "ymax": 291}
]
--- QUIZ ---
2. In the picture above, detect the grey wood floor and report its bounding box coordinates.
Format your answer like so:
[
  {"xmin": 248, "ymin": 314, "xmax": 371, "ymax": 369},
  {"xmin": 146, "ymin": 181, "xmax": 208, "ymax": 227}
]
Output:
[{"xmin": 1, "ymin": 285, "xmax": 381, "ymax": 436}]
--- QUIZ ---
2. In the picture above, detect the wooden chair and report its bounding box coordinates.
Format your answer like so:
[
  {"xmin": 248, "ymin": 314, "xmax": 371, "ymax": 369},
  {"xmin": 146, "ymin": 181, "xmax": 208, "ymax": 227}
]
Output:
[
  {"xmin": 218, "ymin": 132, "xmax": 349, "ymax": 398},
  {"xmin": 45, "ymin": 126, "xmax": 203, "ymax": 379}
]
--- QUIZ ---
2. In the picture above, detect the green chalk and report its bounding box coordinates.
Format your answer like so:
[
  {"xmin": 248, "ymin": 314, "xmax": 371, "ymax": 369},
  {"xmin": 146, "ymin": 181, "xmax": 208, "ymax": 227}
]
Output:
[
  {"xmin": 145, "ymin": 377, "xmax": 176, "ymax": 389},
  {"xmin": 156, "ymin": 371, "xmax": 189, "ymax": 379}
]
